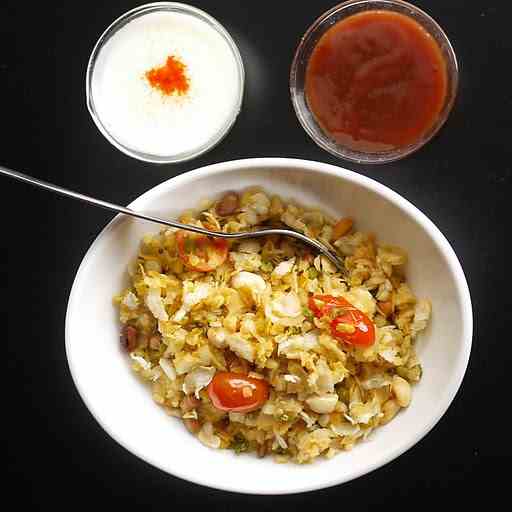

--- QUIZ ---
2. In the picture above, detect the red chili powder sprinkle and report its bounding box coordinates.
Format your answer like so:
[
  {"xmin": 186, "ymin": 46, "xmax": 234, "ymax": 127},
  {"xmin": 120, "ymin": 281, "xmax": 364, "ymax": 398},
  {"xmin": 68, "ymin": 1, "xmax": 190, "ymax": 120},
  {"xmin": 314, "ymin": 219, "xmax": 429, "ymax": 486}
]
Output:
[{"xmin": 145, "ymin": 55, "xmax": 189, "ymax": 96}]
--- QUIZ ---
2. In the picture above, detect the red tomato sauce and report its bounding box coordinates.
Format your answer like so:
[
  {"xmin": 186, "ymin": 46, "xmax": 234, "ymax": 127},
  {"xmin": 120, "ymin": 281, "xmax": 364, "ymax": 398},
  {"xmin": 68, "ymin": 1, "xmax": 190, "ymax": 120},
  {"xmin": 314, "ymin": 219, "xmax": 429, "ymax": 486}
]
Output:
[{"xmin": 305, "ymin": 10, "xmax": 448, "ymax": 153}]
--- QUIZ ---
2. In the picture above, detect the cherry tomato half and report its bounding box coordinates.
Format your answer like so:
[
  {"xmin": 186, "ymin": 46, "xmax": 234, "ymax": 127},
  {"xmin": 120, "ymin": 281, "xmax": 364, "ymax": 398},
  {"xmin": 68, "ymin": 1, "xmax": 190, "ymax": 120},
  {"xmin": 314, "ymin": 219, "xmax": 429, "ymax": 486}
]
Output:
[
  {"xmin": 207, "ymin": 372, "xmax": 269, "ymax": 413},
  {"xmin": 330, "ymin": 309, "xmax": 375, "ymax": 346},
  {"xmin": 176, "ymin": 230, "xmax": 228, "ymax": 272},
  {"xmin": 309, "ymin": 294, "xmax": 376, "ymax": 347}
]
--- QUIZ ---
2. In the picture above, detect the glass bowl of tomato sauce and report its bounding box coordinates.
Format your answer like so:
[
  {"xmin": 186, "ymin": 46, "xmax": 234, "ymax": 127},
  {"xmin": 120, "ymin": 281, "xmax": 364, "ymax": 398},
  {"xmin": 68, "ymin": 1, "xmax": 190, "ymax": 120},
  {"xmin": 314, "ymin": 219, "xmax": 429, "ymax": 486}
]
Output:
[{"xmin": 290, "ymin": 0, "xmax": 458, "ymax": 164}]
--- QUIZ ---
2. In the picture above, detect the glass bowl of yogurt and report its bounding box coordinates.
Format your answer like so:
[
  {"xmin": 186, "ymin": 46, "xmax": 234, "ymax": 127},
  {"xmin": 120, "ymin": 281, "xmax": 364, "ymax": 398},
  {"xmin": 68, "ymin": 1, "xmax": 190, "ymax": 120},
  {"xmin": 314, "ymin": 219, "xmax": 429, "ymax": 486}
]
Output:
[{"xmin": 86, "ymin": 2, "xmax": 245, "ymax": 163}]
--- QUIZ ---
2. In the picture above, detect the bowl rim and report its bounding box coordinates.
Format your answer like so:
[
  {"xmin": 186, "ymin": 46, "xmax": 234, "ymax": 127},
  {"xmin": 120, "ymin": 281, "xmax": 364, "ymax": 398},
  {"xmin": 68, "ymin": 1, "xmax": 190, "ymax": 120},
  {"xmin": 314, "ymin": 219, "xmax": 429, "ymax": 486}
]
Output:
[
  {"xmin": 65, "ymin": 157, "xmax": 472, "ymax": 494},
  {"xmin": 289, "ymin": 0, "xmax": 459, "ymax": 164},
  {"xmin": 85, "ymin": 1, "xmax": 245, "ymax": 164}
]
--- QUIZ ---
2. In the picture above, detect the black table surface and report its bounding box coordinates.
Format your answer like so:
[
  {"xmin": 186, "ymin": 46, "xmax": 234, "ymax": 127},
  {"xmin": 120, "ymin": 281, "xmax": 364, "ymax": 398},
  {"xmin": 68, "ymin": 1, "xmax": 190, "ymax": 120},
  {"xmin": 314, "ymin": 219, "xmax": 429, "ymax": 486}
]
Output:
[{"xmin": 3, "ymin": 0, "xmax": 511, "ymax": 507}]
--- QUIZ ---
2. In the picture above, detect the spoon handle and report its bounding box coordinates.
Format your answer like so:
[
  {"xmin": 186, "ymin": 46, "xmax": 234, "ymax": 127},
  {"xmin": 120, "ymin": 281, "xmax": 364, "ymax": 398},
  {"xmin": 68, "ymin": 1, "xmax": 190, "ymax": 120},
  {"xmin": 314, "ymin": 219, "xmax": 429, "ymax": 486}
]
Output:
[
  {"xmin": 0, "ymin": 164, "xmax": 214, "ymax": 237},
  {"xmin": 0, "ymin": 164, "xmax": 345, "ymax": 271}
]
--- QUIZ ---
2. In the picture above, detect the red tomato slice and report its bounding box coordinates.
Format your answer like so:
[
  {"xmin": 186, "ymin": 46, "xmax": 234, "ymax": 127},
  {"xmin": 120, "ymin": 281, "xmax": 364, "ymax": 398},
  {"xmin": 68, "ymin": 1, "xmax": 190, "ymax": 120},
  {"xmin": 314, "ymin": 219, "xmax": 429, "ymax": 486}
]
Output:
[
  {"xmin": 330, "ymin": 309, "xmax": 375, "ymax": 346},
  {"xmin": 309, "ymin": 294, "xmax": 376, "ymax": 346},
  {"xmin": 207, "ymin": 372, "xmax": 269, "ymax": 413},
  {"xmin": 176, "ymin": 231, "xmax": 228, "ymax": 272}
]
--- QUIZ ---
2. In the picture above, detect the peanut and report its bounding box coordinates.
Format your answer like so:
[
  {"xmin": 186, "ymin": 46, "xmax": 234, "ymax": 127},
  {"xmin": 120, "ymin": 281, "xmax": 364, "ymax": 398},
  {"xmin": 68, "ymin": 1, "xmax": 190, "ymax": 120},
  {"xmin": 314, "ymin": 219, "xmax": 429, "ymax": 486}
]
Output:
[
  {"xmin": 149, "ymin": 334, "xmax": 161, "ymax": 350},
  {"xmin": 269, "ymin": 196, "xmax": 284, "ymax": 217},
  {"xmin": 181, "ymin": 395, "xmax": 201, "ymax": 413},
  {"xmin": 331, "ymin": 217, "xmax": 354, "ymax": 241},
  {"xmin": 215, "ymin": 191, "xmax": 240, "ymax": 217},
  {"xmin": 392, "ymin": 375, "xmax": 412, "ymax": 407},
  {"xmin": 257, "ymin": 440, "xmax": 271, "ymax": 458},
  {"xmin": 183, "ymin": 418, "xmax": 201, "ymax": 434},
  {"xmin": 120, "ymin": 325, "xmax": 138, "ymax": 352},
  {"xmin": 380, "ymin": 399, "xmax": 401, "ymax": 425},
  {"xmin": 378, "ymin": 300, "xmax": 393, "ymax": 317}
]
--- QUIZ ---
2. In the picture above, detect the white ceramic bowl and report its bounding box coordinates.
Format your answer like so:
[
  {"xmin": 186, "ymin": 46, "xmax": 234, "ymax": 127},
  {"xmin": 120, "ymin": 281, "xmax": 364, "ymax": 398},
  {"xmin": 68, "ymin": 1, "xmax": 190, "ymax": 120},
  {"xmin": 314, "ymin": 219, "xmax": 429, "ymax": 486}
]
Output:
[{"xmin": 65, "ymin": 158, "xmax": 472, "ymax": 494}]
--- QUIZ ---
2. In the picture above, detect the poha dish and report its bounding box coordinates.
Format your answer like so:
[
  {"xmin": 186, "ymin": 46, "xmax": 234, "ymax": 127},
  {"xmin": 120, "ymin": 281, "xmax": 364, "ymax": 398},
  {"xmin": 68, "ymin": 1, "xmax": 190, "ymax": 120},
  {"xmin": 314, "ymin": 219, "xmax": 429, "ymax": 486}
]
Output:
[{"xmin": 115, "ymin": 188, "xmax": 431, "ymax": 463}]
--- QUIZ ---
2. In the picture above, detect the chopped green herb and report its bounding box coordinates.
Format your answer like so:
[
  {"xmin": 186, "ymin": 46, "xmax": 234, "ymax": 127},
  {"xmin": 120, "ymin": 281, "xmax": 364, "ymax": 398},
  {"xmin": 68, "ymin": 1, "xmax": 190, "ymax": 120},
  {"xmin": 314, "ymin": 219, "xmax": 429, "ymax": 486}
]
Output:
[
  {"xmin": 307, "ymin": 268, "xmax": 319, "ymax": 279},
  {"xmin": 303, "ymin": 307, "xmax": 314, "ymax": 319},
  {"xmin": 231, "ymin": 434, "xmax": 249, "ymax": 454},
  {"xmin": 260, "ymin": 261, "xmax": 274, "ymax": 272}
]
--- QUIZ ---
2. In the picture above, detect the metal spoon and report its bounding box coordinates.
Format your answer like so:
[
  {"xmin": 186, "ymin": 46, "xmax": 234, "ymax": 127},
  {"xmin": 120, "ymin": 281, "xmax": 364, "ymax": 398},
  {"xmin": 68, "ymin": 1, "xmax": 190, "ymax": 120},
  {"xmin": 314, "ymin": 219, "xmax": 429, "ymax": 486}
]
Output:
[{"xmin": 0, "ymin": 164, "xmax": 345, "ymax": 271}]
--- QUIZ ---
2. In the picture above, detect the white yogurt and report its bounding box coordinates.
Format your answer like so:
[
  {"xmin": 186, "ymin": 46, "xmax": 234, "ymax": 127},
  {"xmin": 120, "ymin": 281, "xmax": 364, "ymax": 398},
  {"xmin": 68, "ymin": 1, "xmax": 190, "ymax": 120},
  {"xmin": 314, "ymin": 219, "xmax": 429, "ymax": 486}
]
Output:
[{"xmin": 90, "ymin": 9, "xmax": 243, "ymax": 160}]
